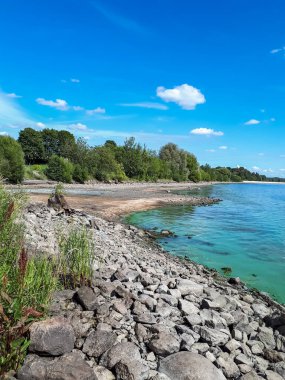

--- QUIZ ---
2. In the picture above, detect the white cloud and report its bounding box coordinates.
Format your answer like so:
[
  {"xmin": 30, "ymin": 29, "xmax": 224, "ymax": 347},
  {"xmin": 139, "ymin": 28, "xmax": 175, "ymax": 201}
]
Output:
[
  {"xmin": 270, "ymin": 117, "xmax": 276, "ymax": 122},
  {"xmin": 252, "ymin": 166, "xmax": 260, "ymax": 171},
  {"xmin": 70, "ymin": 78, "xmax": 80, "ymax": 83},
  {"xmin": 244, "ymin": 119, "xmax": 260, "ymax": 125},
  {"xmin": 0, "ymin": 131, "xmax": 8, "ymax": 136},
  {"xmin": 219, "ymin": 145, "xmax": 228, "ymax": 150},
  {"xmin": 190, "ymin": 128, "xmax": 224, "ymax": 136},
  {"xmin": 86, "ymin": 107, "xmax": 106, "ymax": 115},
  {"xmin": 252, "ymin": 166, "xmax": 274, "ymax": 174},
  {"xmin": 206, "ymin": 149, "xmax": 216, "ymax": 153},
  {"xmin": 120, "ymin": 102, "xmax": 168, "ymax": 110},
  {"xmin": 7, "ymin": 93, "xmax": 22, "ymax": 99},
  {"xmin": 36, "ymin": 98, "xmax": 69, "ymax": 111},
  {"xmin": 68, "ymin": 123, "xmax": 87, "ymax": 131},
  {"xmin": 36, "ymin": 122, "xmax": 45, "ymax": 128},
  {"xmin": 157, "ymin": 84, "xmax": 206, "ymax": 110},
  {"xmin": 36, "ymin": 98, "xmax": 83, "ymax": 111}
]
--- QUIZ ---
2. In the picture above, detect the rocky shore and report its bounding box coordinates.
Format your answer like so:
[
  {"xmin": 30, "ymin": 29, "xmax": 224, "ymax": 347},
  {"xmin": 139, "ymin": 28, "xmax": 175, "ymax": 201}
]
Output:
[{"xmin": 15, "ymin": 203, "xmax": 285, "ymax": 380}]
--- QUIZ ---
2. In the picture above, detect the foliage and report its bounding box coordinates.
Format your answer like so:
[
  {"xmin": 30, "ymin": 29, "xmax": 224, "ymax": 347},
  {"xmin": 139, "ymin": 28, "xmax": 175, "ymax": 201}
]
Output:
[
  {"xmin": 0, "ymin": 136, "xmax": 25, "ymax": 183},
  {"xmin": 0, "ymin": 185, "xmax": 57, "ymax": 376},
  {"xmin": 73, "ymin": 164, "xmax": 89, "ymax": 183},
  {"xmin": 25, "ymin": 164, "xmax": 47, "ymax": 180},
  {"xmin": 18, "ymin": 128, "xmax": 45, "ymax": 164},
  {"xmin": 45, "ymin": 155, "xmax": 74, "ymax": 183},
  {"xmin": 58, "ymin": 227, "xmax": 96, "ymax": 288}
]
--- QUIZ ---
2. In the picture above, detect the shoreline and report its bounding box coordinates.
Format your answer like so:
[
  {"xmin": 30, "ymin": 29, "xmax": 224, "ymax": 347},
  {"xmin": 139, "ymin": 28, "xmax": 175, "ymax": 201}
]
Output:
[{"xmin": 25, "ymin": 181, "xmax": 219, "ymax": 221}]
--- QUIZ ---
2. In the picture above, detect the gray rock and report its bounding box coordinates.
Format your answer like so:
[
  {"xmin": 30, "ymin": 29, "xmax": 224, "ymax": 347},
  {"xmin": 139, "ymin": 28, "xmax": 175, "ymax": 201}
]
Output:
[
  {"xmin": 201, "ymin": 295, "xmax": 227, "ymax": 310},
  {"xmin": 82, "ymin": 330, "xmax": 117, "ymax": 357},
  {"xmin": 17, "ymin": 353, "xmax": 96, "ymax": 380},
  {"xmin": 115, "ymin": 359, "xmax": 149, "ymax": 380},
  {"xmin": 180, "ymin": 333, "xmax": 195, "ymax": 350},
  {"xmin": 134, "ymin": 312, "xmax": 156, "ymax": 324},
  {"xmin": 199, "ymin": 326, "xmax": 230, "ymax": 346},
  {"xmin": 235, "ymin": 354, "xmax": 253, "ymax": 367},
  {"xmin": 265, "ymin": 370, "xmax": 284, "ymax": 380},
  {"xmin": 99, "ymin": 342, "xmax": 141, "ymax": 369},
  {"xmin": 272, "ymin": 361, "xmax": 285, "ymax": 379},
  {"xmin": 240, "ymin": 371, "xmax": 263, "ymax": 380},
  {"xmin": 184, "ymin": 313, "xmax": 202, "ymax": 326},
  {"xmin": 93, "ymin": 365, "xmax": 115, "ymax": 380},
  {"xmin": 176, "ymin": 279, "xmax": 204, "ymax": 296},
  {"xmin": 178, "ymin": 299, "xmax": 199, "ymax": 315},
  {"xmin": 76, "ymin": 286, "xmax": 98, "ymax": 311},
  {"xmin": 159, "ymin": 352, "xmax": 226, "ymax": 380},
  {"xmin": 258, "ymin": 326, "xmax": 276, "ymax": 350},
  {"xmin": 216, "ymin": 356, "xmax": 240, "ymax": 378},
  {"xmin": 148, "ymin": 331, "xmax": 180, "ymax": 357},
  {"xmin": 29, "ymin": 317, "xmax": 75, "ymax": 356},
  {"xmin": 252, "ymin": 303, "xmax": 270, "ymax": 319}
]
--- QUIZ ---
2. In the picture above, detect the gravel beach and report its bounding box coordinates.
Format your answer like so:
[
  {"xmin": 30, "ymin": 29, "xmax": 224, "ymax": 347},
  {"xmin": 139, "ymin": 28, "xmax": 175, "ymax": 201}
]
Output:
[{"xmin": 15, "ymin": 187, "xmax": 285, "ymax": 380}]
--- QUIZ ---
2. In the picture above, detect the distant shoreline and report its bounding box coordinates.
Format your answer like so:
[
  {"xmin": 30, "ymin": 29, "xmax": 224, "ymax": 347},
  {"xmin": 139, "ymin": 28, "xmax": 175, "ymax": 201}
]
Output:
[{"xmin": 243, "ymin": 180, "xmax": 285, "ymax": 184}]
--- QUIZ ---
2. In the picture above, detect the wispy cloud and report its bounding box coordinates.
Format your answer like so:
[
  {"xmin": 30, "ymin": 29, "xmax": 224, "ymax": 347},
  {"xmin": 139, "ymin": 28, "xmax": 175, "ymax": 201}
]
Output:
[
  {"xmin": 120, "ymin": 102, "xmax": 168, "ymax": 110},
  {"xmin": 190, "ymin": 128, "xmax": 224, "ymax": 136},
  {"xmin": 270, "ymin": 47, "xmax": 285, "ymax": 54},
  {"xmin": 157, "ymin": 84, "xmax": 206, "ymax": 110},
  {"xmin": 7, "ymin": 92, "xmax": 22, "ymax": 99},
  {"xmin": 0, "ymin": 91, "xmax": 35, "ymax": 128},
  {"xmin": 68, "ymin": 123, "xmax": 88, "ymax": 131},
  {"xmin": 61, "ymin": 78, "xmax": 80, "ymax": 83},
  {"xmin": 252, "ymin": 165, "xmax": 274, "ymax": 173},
  {"xmin": 91, "ymin": 1, "xmax": 146, "ymax": 34},
  {"xmin": 219, "ymin": 145, "xmax": 228, "ymax": 150},
  {"xmin": 244, "ymin": 119, "xmax": 260, "ymax": 125},
  {"xmin": 206, "ymin": 149, "xmax": 216, "ymax": 153},
  {"xmin": 86, "ymin": 107, "xmax": 106, "ymax": 115}
]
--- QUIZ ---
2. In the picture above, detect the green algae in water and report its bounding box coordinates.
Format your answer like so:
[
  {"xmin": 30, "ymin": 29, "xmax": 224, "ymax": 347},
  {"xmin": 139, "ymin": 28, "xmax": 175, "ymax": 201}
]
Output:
[{"xmin": 126, "ymin": 183, "xmax": 285, "ymax": 304}]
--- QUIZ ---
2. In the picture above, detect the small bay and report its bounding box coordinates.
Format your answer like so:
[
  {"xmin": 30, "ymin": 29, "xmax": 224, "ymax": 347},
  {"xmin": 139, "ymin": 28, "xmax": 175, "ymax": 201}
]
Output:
[{"xmin": 126, "ymin": 183, "xmax": 285, "ymax": 304}]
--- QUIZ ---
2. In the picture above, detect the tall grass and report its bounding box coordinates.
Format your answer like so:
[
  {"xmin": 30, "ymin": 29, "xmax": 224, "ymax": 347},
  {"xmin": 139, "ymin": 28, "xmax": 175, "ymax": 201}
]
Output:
[
  {"xmin": 0, "ymin": 185, "xmax": 57, "ymax": 375},
  {"xmin": 58, "ymin": 226, "xmax": 95, "ymax": 288},
  {"xmin": 0, "ymin": 184, "xmax": 97, "ymax": 375}
]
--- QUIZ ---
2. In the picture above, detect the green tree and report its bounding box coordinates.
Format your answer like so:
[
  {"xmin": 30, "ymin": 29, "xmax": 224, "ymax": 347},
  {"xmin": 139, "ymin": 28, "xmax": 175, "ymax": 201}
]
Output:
[
  {"xmin": 90, "ymin": 146, "xmax": 126, "ymax": 182},
  {"xmin": 0, "ymin": 136, "xmax": 25, "ymax": 183},
  {"xmin": 159, "ymin": 143, "xmax": 188, "ymax": 181},
  {"xmin": 45, "ymin": 155, "xmax": 74, "ymax": 183},
  {"xmin": 18, "ymin": 128, "xmax": 45, "ymax": 164}
]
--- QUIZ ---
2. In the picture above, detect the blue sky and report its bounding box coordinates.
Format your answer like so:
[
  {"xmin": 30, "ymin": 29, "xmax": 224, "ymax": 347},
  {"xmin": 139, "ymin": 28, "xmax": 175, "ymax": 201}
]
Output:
[{"xmin": 0, "ymin": 0, "xmax": 285, "ymax": 176}]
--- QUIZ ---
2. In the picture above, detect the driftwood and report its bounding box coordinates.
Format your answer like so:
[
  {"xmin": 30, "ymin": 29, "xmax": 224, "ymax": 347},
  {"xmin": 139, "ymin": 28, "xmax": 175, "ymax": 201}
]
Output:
[{"xmin": 47, "ymin": 194, "xmax": 73, "ymax": 214}]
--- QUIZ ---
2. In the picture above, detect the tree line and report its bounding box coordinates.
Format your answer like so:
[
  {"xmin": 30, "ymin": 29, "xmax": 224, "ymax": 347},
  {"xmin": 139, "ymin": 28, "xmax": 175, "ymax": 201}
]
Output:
[{"xmin": 0, "ymin": 127, "xmax": 284, "ymax": 184}]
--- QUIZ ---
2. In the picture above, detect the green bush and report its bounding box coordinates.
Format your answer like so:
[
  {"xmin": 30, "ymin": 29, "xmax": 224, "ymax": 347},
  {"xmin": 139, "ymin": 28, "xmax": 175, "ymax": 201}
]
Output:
[
  {"xmin": 45, "ymin": 155, "xmax": 74, "ymax": 183},
  {"xmin": 73, "ymin": 164, "xmax": 89, "ymax": 183},
  {"xmin": 0, "ymin": 136, "xmax": 25, "ymax": 183}
]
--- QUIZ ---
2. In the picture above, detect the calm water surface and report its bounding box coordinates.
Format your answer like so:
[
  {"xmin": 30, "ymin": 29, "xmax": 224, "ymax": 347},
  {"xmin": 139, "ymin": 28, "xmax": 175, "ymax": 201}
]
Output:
[{"xmin": 126, "ymin": 183, "xmax": 285, "ymax": 304}]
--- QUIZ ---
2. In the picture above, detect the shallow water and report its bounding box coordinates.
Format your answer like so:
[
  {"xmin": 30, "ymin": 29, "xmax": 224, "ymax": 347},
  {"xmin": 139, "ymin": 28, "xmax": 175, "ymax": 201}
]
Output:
[{"xmin": 126, "ymin": 183, "xmax": 285, "ymax": 304}]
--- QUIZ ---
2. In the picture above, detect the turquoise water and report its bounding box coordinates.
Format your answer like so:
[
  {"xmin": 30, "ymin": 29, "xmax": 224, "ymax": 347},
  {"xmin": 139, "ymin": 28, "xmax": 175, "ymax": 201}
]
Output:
[{"xmin": 126, "ymin": 184, "xmax": 285, "ymax": 304}]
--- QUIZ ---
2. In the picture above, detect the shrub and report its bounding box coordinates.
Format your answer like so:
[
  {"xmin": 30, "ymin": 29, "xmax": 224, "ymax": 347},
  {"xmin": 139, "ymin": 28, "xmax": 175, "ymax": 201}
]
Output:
[
  {"xmin": 45, "ymin": 155, "xmax": 74, "ymax": 183},
  {"xmin": 0, "ymin": 136, "xmax": 25, "ymax": 183},
  {"xmin": 73, "ymin": 164, "xmax": 89, "ymax": 183}
]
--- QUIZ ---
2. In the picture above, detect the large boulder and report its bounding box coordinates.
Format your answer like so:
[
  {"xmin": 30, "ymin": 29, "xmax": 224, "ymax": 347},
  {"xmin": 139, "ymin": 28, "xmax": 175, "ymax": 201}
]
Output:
[
  {"xmin": 99, "ymin": 342, "xmax": 141, "ymax": 369},
  {"xmin": 17, "ymin": 353, "xmax": 96, "ymax": 380},
  {"xmin": 29, "ymin": 317, "xmax": 75, "ymax": 356},
  {"xmin": 82, "ymin": 330, "xmax": 117, "ymax": 357},
  {"xmin": 159, "ymin": 352, "xmax": 226, "ymax": 380},
  {"xmin": 176, "ymin": 279, "xmax": 204, "ymax": 296}
]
